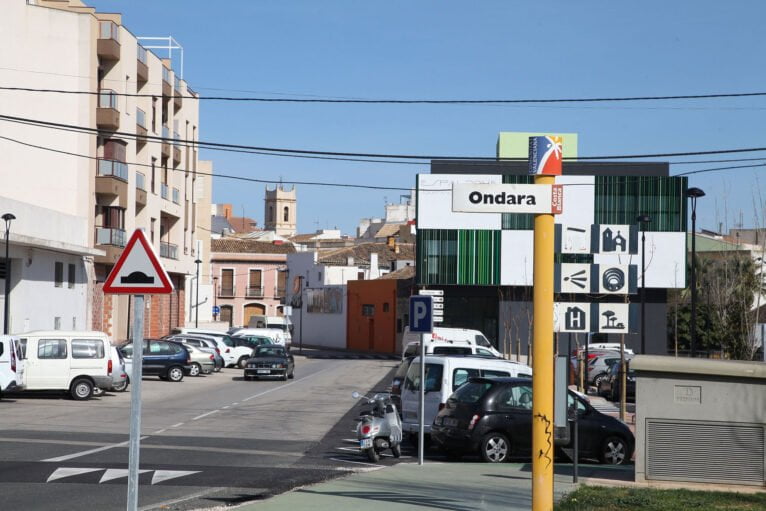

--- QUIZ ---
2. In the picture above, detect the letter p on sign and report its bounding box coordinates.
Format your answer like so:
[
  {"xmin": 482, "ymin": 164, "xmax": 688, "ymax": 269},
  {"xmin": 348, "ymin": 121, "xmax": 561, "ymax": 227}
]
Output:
[{"xmin": 409, "ymin": 296, "xmax": 433, "ymax": 333}]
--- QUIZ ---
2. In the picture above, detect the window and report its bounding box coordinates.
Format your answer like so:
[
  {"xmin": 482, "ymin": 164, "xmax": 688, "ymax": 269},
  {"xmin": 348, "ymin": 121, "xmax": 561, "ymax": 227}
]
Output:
[
  {"xmin": 383, "ymin": 303, "xmax": 390, "ymax": 313},
  {"xmin": 269, "ymin": 206, "xmax": 274, "ymax": 222},
  {"xmin": 72, "ymin": 339, "xmax": 105, "ymax": 359},
  {"xmin": 357, "ymin": 271, "xmax": 365, "ymax": 280},
  {"xmin": 18, "ymin": 339, "xmax": 27, "ymax": 359},
  {"xmin": 453, "ymin": 381, "xmax": 492, "ymax": 403},
  {"xmin": 0, "ymin": 342, "xmax": 3, "ymax": 357},
  {"xmin": 283, "ymin": 206, "xmax": 289, "ymax": 222},
  {"xmin": 120, "ymin": 344, "xmax": 133, "ymax": 358},
  {"xmin": 404, "ymin": 362, "xmax": 443, "ymax": 392},
  {"xmin": 54, "ymin": 317, "xmax": 61, "ymax": 330},
  {"xmin": 150, "ymin": 218, "xmax": 156, "ymax": 243},
  {"xmin": 362, "ymin": 304, "xmax": 375, "ymax": 317},
  {"xmin": 475, "ymin": 335, "xmax": 492, "ymax": 348},
  {"xmin": 476, "ymin": 348, "xmax": 494, "ymax": 357},
  {"xmin": 38, "ymin": 339, "xmax": 67, "ymax": 359},
  {"xmin": 151, "ymin": 158, "xmax": 157, "ymax": 193},
  {"xmin": 497, "ymin": 384, "xmax": 533, "ymax": 410},
  {"xmin": 452, "ymin": 368, "xmax": 480, "ymax": 390},
  {"xmin": 54, "ymin": 262, "xmax": 63, "ymax": 287},
  {"xmin": 433, "ymin": 346, "xmax": 471, "ymax": 356},
  {"xmin": 68, "ymin": 264, "xmax": 76, "ymax": 289},
  {"xmin": 482, "ymin": 369, "xmax": 510, "ymax": 378},
  {"xmin": 248, "ymin": 269, "xmax": 263, "ymax": 295}
]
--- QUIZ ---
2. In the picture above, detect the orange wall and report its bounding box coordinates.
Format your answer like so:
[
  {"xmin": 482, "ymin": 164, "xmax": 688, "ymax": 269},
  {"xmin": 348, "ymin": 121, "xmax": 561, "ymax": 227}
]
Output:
[{"xmin": 347, "ymin": 279, "xmax": 397, "ymax": 353}]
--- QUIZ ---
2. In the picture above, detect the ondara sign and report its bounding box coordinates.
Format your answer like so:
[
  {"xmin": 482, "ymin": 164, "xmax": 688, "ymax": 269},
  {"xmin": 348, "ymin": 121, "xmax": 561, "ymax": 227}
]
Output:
[{"xmin": 452, "ymin": 183, "xmax": 563, "ymax": 214}]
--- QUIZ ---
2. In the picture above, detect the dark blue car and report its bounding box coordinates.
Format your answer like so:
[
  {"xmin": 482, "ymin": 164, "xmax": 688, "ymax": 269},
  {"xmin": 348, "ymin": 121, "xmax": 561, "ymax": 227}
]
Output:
[{"xmin": 119, "ymin": 339, "xmax": 192, "ymax": 382}]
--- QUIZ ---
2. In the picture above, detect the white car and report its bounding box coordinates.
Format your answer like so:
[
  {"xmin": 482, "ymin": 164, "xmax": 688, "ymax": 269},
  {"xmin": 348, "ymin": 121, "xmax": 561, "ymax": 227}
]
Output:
[
  {"xmin": 233, "ymin": 328, "xmax": 288, "ymax": 347},
  {"xmin": 0, "ymin": 335, "xmax": 25, "ymax": 398},
  {"xmin": 174, "ymin": 329, "xmax": 252, "ymax": 368}
]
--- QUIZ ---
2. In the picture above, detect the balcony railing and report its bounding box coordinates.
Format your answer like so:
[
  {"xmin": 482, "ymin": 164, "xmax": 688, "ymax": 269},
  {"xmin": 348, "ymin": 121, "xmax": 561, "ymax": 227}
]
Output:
[
  {"xmin": 160, "ymin": 242, "xmax": 178, "ymax": 260},
  {"xmin": 173, "ymin": 75, "xmax": 181, "ymax": 94},
  {"xmin": 136, "ymin": 108, "xmax": 146, "ymax": 129},
  {"xmin": 172, "ymin": 187, "xmax": 180, "ymax": 204},
  {"xmin": 162, "ymin": 125, "xmax": 170, "ymax": 141},
  {"xmin": 96, "ymin": 227, "xmax": 126, "ymax": 247},
  {"xmin": 98, "ymin": 90, "xmax": 118, "ymax": 109},
  {"xmin": 275, "ymin": 286, "xmax": 287, "ymax": 298},
  {"xmin": 136, "ymin": 172, "xmax": 146, "ymax": 191},
  {"xmin": 98, "ymin": 21, "xmax": 120, "ymax": 41},
  {"xmin": 137, "ymin": 45, "xmax": 147, "ymax": 65},
  {"xmin": 160, "ymin": 183, "xmax": 169, "ymax": 200},
  {"xmin": 162, "ymin": 67, "xmax": 171, "ymax": 85},
  {"xmin": 97, "ymin": 159, "xmax": 128, "ymax": 181},
  {"xmin": 218, "ymin": 285, "xmax": 235, "ymax": 298},
  {"xmin": 246, "ymin": 286, "xmax": 264, "ymax": 298},
  {"xmin": 173, "ymin": 132, "xmax": 181, "ymax": 147}
]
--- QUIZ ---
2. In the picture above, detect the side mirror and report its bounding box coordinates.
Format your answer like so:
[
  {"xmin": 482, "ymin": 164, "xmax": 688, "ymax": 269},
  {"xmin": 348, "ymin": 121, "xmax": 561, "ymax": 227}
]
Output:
[{"xmin": 351, "ymin": 391, "xmax": 360, "ymax": 399}]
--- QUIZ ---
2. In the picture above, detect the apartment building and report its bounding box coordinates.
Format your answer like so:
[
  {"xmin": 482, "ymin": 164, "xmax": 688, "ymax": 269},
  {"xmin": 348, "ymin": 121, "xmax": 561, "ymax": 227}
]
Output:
[{"xmin": 0, "ymin": 0, "xmax": 210, "ymax": 339}]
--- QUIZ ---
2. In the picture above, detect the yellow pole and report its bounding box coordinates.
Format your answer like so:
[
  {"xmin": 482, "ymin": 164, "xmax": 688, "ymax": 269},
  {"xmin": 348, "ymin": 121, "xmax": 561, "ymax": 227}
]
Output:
[{"xmin": 532, "ymin": 173, "xmax": 555, "ymax": 511}]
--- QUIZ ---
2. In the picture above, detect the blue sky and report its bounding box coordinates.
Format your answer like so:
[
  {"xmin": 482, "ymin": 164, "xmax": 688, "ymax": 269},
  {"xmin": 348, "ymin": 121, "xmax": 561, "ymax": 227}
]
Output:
[{"xmin": 89, "ymin": 0, "xmax": 766, "ymax": 235}]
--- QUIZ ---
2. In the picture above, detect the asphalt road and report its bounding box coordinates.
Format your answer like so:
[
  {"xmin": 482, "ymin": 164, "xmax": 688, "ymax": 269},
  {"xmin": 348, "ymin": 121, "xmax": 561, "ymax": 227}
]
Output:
[{"xmin": 0, "ymin": 354, "xmax": 402, "ymax": 510}]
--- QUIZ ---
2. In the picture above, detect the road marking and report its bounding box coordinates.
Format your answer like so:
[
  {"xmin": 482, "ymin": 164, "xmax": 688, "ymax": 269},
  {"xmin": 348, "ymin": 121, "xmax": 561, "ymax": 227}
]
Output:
[
  {"xmin": 153, "ymin": 429, "xmax": 167, "ymax": 434},
  {"xmin": 191, "ymin": 410, "xmax": 220, "ymax": 421},
  {"xmin": 328, "ymin": 457, "xmax": 385, "ymax": 469},
  {"xmin": 100, "ymin": 468, "xmax": 150, "ymax": 483},
  {"xmin": 171, "ymin": 422, "xmax": 185, "ymax": 428},
  {"xmin": 242, "ymin": 366, "xmax": 334, "ymax": 402},
  {"xmin": 336, "ymin": 446, "xmax": 361, "ymax": 453},
  {"xmin": 231, "ymin": 402, "xmax": 239, "ymax": 406},
  {"xmin": 222, "ymin": 406, "xmax": 230, "ymax": 409},
  {"xmin": 151, "ymin": 469, "xmax": 200, "ymax": 485},
  {"xmin": 47, "ymin": 467, "xmax": 101, "ymax": 482},
  {"xmin": 42, "ymin": 436, "xmax": 148, "ymax": 462}
]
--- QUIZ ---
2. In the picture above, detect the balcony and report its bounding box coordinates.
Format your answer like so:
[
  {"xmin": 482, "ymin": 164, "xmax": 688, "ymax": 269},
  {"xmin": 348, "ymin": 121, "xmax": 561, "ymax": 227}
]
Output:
[
  {"xmin": 95, "ymin": 227, "xmax": 126, "ymax": 263},
  {"xmin": 275, "ymin": 286, "xmax": 287, "ymax": 298},
  {"xmin": 160, "ymin": 183, "xmax": 169, "ymax": 200},
  {"xmin": 136, "ymin": 108, "xmax": 147, "ymax": 143},
  {"xmin": 136, "ymin": 45, "xmax": 148, "ymax": 85},
  {"xmin": 173, "ymin": 75, "xmax": 182, "ymax": 110},
  {"xmin": 161, "ymin": 125, "xmax": 170, "ymax": 159},
  {"xmin": 161, "ymin": 66, "xmax": 172, "ymax": 97},
  {"xmin": 172, "ymin": 187, "xmax": 180, "ymax": 204},
  {"xmin": 160, "ymin": 242, "xmax": 178, "ymax": 260},
  {"xmin": 218, "ymin": 285, "xmax": 236, "ymax": 298},
  {"xmin": 172, "ymin": 131, "xmax": 182, "ymax": 166},
  {"xmin": 97, "ymin": 21, "xmax": 120, "ymax": 61},
  {"xmin": 96, "ymin": 90, "xmax": 119, "ymax": 130},
  {"xmin": 135, "ymin": 172, "xmax": 147, "ymax": 206},
  {"xmin": 96, "ymin": 159, "xmax": 128, "ymax": 207},
  {"xmin": 246, "ymin": 286, "xmax": 264, "ymax": 298}
]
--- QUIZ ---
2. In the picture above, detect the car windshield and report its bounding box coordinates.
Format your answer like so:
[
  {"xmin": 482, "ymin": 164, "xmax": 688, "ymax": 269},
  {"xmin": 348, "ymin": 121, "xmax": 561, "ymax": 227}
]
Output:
[
  {"xmin": 266, "ymin": 323, "xmax": 287, "ymax": 331},
  {"xmin": 453, "ymin": 381, "xmax": 492, "ymax": 403},
  {"xmin": 255, "ymin": 346, "xmax": 285, "ymax": 357}
]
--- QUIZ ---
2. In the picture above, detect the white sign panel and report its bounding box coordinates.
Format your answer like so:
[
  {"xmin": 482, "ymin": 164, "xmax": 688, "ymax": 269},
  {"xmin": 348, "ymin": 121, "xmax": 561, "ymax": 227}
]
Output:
[
  {"xmin": 554, "ymin": 302, "xmax": 592, "ymax": 333},
  {"xmin": 597, "ymin": 264, "xmax": 636, "ymax": 295},
  {"xmin": 596, "ymin": 303, "xmax": 630, "ymax": 334},
  {"xmin": 596, "ymin": 225, "xmax": 637, "ymax": 255},
  {"xmin": 558, "ymin": 263, "xmax": 591, "ymax": 294},
  {"xmin": 558, "ymin": 224, "xmax": 591, "ymax": 254},
  {"xmin": 452, "ymin": 183, "xmax": 562, "ymax": 214},
  {"xmin": 419, "ymin": 290, "xmax": 444, "ymax": 296}
]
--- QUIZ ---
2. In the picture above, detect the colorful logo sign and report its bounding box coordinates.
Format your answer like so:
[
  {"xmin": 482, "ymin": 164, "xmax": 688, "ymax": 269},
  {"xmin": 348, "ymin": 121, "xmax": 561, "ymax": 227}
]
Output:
[{"xmin": 528, "ymin": 136, "xmax": 563, "ymax": 176}]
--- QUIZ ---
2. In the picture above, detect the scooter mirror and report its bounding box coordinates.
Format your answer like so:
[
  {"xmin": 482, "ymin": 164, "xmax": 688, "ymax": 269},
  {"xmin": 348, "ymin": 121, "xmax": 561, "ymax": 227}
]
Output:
[{"xmin": 351, "ymin": 391, "xmax": 360, "ymax": 399}]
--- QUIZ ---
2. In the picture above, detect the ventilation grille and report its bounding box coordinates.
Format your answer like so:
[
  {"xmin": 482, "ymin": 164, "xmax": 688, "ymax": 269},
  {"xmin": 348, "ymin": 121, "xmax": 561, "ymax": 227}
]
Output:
[{"xmin": 647, "ymin": 420, "xmax": 764, "ymax": 485}]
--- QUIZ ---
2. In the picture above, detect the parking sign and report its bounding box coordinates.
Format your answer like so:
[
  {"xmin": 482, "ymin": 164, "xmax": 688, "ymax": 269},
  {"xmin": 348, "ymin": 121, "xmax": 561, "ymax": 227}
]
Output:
[{"xmin": 409, "ymin": 296, "xmax": 433, "ymax": 333}]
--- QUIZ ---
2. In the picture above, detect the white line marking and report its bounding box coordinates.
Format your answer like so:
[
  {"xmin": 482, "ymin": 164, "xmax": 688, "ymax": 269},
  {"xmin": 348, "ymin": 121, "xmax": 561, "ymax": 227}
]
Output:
[
  {"xmin": 241, "ymin": 366, "xmax": 334, "ymax": 402},
  {"xmin": 47, "ymin": 467, "xmax": 102, "ymax": 482},
  {"xmin": 336, "ymin": 446, "xmax": 361, "ymax": 453},
  {"xmin": 151, "ymin": 469, "xmax": 200, "ymax": 485},
  {"xmin": 231, "ymin": 402, "xmax": 239, "ymax": 406},
  {"xmin": 222, "ymin": 406, "xmax": 230, "ymax": 409},
  {"xmin": 153, "ymin": 429, "xmax": 167, "ymax": 435},
  {"xmin": 42, "ymin": 436, "xmax": 149, "ymax": 462},
  {"xmin": 191, "ymin": 409, "xmax": 220, "ymax": 421},
  {"xmin": 328, "ymin": 457, "xmax": 385, "ymax": 468},
  {"xmin": 171, "ymin": 422, "xmax": 185, "ymax": 428},
  {"xmin": 342, "ymin": 439, "xmax": 359, "ymax": 443}
]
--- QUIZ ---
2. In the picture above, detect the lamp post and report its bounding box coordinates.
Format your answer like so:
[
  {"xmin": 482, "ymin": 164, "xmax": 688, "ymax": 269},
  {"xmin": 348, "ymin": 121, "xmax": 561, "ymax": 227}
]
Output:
[
  {"xmin": 194, "ymin": 258, "xmax": 202, "ymax": 328},
  {"xmin": 637, "ymin": 214, "xmax": 651, "ymax": 354},
  {"xmin": 2, "ymin": 213, "xmax": 15, "ymax": 335},
  {"xmin": 212, "ymin": 276, "xmax": 218, "ymax": 321},
  {"xmin": 686, "ymin": 187, "xmax": 706, "ymax": 357}
]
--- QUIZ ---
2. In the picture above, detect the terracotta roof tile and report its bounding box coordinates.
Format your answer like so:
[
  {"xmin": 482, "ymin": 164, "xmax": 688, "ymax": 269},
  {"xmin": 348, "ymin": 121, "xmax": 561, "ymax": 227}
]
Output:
[
  {"xmin": 318, "ymin": 242, "xmax": 415, "ymax": 266},
  {"xmin": 211, "ymin": 238, "xmax": 296, "ymax": 254},
  {"xmin": 377, "ymin": 265, "xmax": 415, "ymax": 280}
]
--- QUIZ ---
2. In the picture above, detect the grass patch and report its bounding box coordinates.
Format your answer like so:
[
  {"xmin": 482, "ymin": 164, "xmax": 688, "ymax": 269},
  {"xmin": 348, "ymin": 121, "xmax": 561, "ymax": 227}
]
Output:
[{"xmin": 556, "ymin": 485, "xmax": 766, "ymax": 510}]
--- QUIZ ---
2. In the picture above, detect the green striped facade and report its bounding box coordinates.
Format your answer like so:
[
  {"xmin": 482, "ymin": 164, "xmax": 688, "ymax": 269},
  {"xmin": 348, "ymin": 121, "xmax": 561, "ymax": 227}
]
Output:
[{"xmin": 418, "ymin": 230, "xmax": 500, "ymax": 285}]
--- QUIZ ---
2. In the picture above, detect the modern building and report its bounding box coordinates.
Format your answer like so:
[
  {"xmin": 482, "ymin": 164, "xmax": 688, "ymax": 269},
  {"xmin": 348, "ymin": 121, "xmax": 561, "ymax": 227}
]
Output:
[
  {"xmin": 264, "ymin": 185, "xmax": 297, "ymax": 237},
  {"xmin": 415, "ymin": 132, "xmax": 688, "ymax": 356},
  {"xmin": 0, "ymin": 0, "xmax": 209, "ymax": 339},
  {"xmin": 211, "ymin": 238, "xmax": 294, "ymax": 328}
]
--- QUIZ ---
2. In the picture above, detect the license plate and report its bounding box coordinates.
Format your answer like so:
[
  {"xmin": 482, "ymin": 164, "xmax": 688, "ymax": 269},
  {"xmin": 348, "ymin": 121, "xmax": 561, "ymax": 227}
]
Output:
[
  {"xmin": 444, "ymin": 417, "xmax": 458, "ymax": 427},
  {"xmin": 359, "ymin": 438, "xmax": 373, "ymax": 449},
  {"xmin": 257, "ymin": 369, "xmax": 270, "ymax": 374}
]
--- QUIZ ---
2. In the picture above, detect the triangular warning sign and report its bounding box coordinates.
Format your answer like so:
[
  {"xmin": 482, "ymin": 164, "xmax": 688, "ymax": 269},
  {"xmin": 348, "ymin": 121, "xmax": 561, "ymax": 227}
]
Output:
[{"xmin": 103, "ymin": 229, "xmax": 174, "ymax": 294}]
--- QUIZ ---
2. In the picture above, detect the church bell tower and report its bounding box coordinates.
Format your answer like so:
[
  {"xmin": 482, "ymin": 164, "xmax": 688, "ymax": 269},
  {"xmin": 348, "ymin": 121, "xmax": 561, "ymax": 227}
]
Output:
[{"xmin": 264, "ymin": 185, "xmax": 297, "ymax": 236}]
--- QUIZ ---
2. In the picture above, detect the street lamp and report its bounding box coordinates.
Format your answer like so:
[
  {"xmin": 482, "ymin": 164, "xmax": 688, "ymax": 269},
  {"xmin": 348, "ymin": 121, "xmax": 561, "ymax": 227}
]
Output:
[
  {"xmin": 194, "ymin": 259, "xmax": 202, "ymax": 328},
  {"xmin": 637, "ymin": 214, "xmax": 651, "ymax": 354},
  {"xmin": 212, "ymin": 276, "xmax": 218, "ymax": 321},
  {"xmin": 2, "ymin": 213, "xmax": 15, "ymax": 335},
  {"xmin": 686, "ymin": 187, "xmax": 706, "ymax": 357}
]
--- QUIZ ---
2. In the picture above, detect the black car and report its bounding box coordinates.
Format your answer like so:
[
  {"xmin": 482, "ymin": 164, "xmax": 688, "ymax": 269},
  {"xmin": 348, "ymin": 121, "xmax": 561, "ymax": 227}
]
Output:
[
  {"xmin": 598, "ymin": 362, "xmax": 636, "ymax": 402},
  {"xmin": 119, "ymin": 339, "xmax": 192, "ymax": 382},
  {"xmin": 244, "ymin": 345, "xmax": 295, "ymax": 381},
  {"xmin": 431, "ymin": 377, "xmax": 634, "ymax": 464}
]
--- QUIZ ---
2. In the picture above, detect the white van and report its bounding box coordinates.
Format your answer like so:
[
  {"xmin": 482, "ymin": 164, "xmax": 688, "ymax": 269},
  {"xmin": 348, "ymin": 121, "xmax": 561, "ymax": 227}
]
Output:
[
  {"xmin": 246, "ymin": 315, "xmax": 293, "ymax": 346},
  {"xmin": 401, "ymin": 327, "xmax": 502, "ymax": 359},
  {"xmin": 232, "ymin": 328, "xmax": 288, "ymax": 347},
  {"xmin": 586, "ymin": 343, "xmax": 635, "ymax": 355},
  {"xmin": 0, "ymin": 335, "xmax": 25, "ymax": 397},
  {"xmin": 19, "ymin": 331, "xmax": 114, "ymax": 400},
  {"xmin": 400, "ymin": 355, "xmax": 532, "ymax": 436}
]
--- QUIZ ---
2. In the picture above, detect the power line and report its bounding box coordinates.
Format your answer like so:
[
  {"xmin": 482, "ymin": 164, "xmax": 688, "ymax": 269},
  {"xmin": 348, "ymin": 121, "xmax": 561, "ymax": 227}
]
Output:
[
  {"xmin": 3, "ymin": 84, "xmax": 766, "ymax": 104},
  {"xmin": 3, "ymin": 112, "xmax": 766, "ymax": 162}
]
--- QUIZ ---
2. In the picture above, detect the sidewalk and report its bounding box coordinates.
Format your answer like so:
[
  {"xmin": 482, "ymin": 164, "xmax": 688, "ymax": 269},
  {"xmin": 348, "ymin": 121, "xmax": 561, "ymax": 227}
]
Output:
[{"xmin": 233, "ymin": 462, "xmax": 633, "ymax": 511}]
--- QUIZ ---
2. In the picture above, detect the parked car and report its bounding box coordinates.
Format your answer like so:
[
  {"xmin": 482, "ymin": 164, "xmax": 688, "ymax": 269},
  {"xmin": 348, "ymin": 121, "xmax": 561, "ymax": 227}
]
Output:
[
  {"xmin": 95, "ymin": 344, "xmax": 128, "ymax": 396},
  {"xmin": 168, "ymin": 340, "xmax": 215, "ymax": 376},
  {"xmin": 120, "ymin": 339, "xmax": 192, "ymax": 382},
  {"xmin": 245, "ymin": 315, "xmax": 293, "ymax": 346},
  {"xmin": 234, "ymin": 328, "xmax": 289, "ymax": 348},
  {"xmin": 400, "ymin": 355, "xmax": 532, "ymax": 439},
  {"xmin": 432, "ymin": 377, "xmax": 635, "ymax": 464},
  {"xmin": 173, "ymin": 329, "xmax": 253, "ymax": 368},
  {"xmin": 0, "ymin": 335, "xmax": 25, "ymax": 398},
  {"xmin": 167, "ymin": 335, "xmax": 224, "ymax": 371},
  {"xmin": 244, "ymin": 345, "xmax": 295, "ymax": 381},
  {"xmin": 402, "ymin": 340, "xmax": 500, "ymax": 359},
  {"xmin": 390, "ymin": 356, "xmax": 415, "ymax": 413},
  {"xmin": 588, "ymin": 352, "xmax": 633, "ymax": 388},
  {"xmin": 598, "ymin": 361, "xmax": 636, "ymax": 402},
  {"xmin": 17, "ymin": 331, "xmax": 114, "ymax": 400},
  {"xmin": 402, "ymin": 327, "xmax": 502, "ymax": 359},
  {"xmin": 232, "ymin": 334, "xmax": 274, "ymax": 350}
]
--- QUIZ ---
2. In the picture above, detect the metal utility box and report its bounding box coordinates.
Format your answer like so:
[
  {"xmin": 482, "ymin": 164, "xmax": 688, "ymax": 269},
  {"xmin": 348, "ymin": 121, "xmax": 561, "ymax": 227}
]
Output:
[{"xmin": 633, "ymin": 355, "xmax": 766, "ymax": 488}]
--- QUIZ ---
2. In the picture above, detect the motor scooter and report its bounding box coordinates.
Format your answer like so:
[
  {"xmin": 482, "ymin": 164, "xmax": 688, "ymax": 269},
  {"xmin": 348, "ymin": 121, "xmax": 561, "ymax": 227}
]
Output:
[{"xmin": 352, "ymin": 391, "xmax": 403, "ymax": 462}]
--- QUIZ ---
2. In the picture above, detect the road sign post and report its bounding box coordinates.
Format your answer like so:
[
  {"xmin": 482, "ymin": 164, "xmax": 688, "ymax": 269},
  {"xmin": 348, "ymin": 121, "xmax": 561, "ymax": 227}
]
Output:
[
  {"xmin": 409, "ymin": 295, "xmax": 433, "ymax": 467},
  {"xmin": 102, "ymin": 230, "xmax": 173, "ymax": 511}
]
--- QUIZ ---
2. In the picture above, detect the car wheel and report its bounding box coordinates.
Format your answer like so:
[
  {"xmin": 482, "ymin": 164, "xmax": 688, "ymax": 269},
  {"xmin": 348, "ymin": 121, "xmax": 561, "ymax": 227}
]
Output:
[
  {"xmin": 281, "ymin": 372, "xmax": 288, "ymax": 381},
  {"xmin": 592, "ymin": 373, "xmax": 606, "ymax": 389},
  {"xmin": 238, "ymin": 356, "xmax": 249, "ymax": 369},
  {"xmin": 167, "ymin": 366, "xmax": 184, "ymax": 382},
  {"xmin": 189, "ymin": 363, "xmax": 201, "ymax": 377},
  {"xmin": 112, "ymin": 380, "xmax": 128, "ymax": 392},
  {"xmin": 93, "ymin": 387, "xmax": 104, "ymax": 397},
  {"xmin": 392, "ymin": 443, "xmax": 402, "ymax": 458},
  {"xmin": 288, "ymin": 369, "xmax": 295, "ymax": 379},
  {"xmin": 600, "ymin": 436, "xmax": 629, "ymax": 465},
  {"xmin": 366, "ymin": 448, "xmax": 380, "ymax": 463},
  {"xmin": 214, "ymin": 365, "xmax": 221, "ymax": 372},
  {"xmin": 70, "ymin": 378, "xmax": 93, "ymax": 400},
  {"xmin": 480, "ymin": 432, "xmax": 510, "ymax": 463}
]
